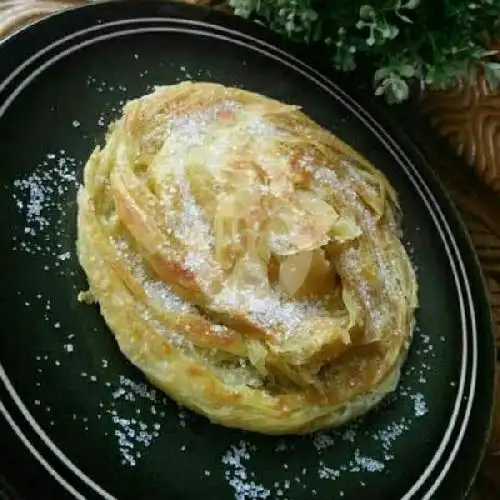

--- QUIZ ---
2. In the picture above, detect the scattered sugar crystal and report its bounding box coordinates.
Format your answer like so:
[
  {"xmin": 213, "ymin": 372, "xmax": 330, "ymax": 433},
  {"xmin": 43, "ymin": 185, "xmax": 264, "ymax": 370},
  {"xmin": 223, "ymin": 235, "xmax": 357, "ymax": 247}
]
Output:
[
  {"xmin": 372, "ymin": 418, "xmax": 409, "ymax": 451},
  {"xmin": 222, "ymin": 441, "xmax": 270, "ymax": 500},
  {"xmin": 105, "ymin": 376, "xmax": 165, "ymax": 467},
  {"xmin": 313, "ymin": 432, "xmax": 335, "ymax": 451},
  {"xmin": 318, "ymin": 463, "xmax": 340, "ymax": 480},
  {"xmin": 410, "ymin": 393, "xmax": 428, "ymax": 417},
  {"xmin": 342, "ymin": 428, "xmax": 356, "ymax": 442},
  {"xmin": 275, "ymin": 442, "xmax": 287, "ymax": 452},
  {"xmin": 351, "ymin": 450, "xmax": 385, "ymax": 472},
  {"xmin": 12, "ymin": 151, "xmax": 79, "ymax": 260}
]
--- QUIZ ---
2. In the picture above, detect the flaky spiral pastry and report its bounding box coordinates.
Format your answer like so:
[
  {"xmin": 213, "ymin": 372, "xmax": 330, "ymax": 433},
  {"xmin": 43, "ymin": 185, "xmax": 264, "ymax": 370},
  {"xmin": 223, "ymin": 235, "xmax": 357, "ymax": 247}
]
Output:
[{"xmin": 77, "ymin": 82, "xmax": 418, "ymax": 435}]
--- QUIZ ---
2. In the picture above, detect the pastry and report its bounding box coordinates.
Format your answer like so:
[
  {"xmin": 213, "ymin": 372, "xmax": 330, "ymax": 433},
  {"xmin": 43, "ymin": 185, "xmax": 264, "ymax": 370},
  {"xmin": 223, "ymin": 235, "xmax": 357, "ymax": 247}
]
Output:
[{"xmin": 76, "ymin": 81, "xmax": 418, "ymax": 435}]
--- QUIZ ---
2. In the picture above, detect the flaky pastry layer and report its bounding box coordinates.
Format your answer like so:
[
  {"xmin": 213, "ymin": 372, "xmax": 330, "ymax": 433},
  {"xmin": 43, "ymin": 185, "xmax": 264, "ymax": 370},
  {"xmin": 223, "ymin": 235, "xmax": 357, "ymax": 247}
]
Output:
[{"xmin": 76, "ymin": 82, "xmax": 418, "ymax": 434}]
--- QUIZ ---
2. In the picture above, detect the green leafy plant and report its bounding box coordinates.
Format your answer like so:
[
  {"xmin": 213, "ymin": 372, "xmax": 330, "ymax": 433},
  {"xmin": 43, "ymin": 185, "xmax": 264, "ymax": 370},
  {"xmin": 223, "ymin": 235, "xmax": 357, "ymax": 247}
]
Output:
[{"xmin": 228, "ymin": 0, "xmax": 500, "ymax": 103}]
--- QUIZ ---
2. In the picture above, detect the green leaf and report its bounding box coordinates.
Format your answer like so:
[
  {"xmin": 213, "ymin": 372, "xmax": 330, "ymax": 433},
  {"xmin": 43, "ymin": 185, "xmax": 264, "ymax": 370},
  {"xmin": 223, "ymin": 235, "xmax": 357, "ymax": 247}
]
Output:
[
  {"xmin": 374, "ymin": 67, "xmax": 392, "ymax": 82},
  {"xmin": 302, "ymin": 9, "xmax": 318, "ymax": 22},
  {"xmin": 387, "ymin": 25, "xmax": 400, "ymax": 39},
  {"xmin": 395, "ymin": 11, "xmax": 413, "ymax": 23},
  {"xmin": 386, "ymin": 77, "xmax": 409, "ymax": 104},
  {"xmin": 402, "ymin": 0, "xmax": 420, "ymax": 9},
  {"xmin": 359, "ymin": 5, "xmax": 375, "ymax": 19},
  {"xmin": 480, "ymin": 50, "xmax": 500, "ymax": 58},
  {"xmin": 229, "ymin": 0, "xmax": 500, "ymax": 104},
  {"xmin": 486, "ymin": 62, "xmax": 500, "ymax": 71},
  {"xmin": 484, "ymin": 62, "xmax": 500, "ymax": 90},
  {"xmin": 398, "ymin": 64, "xmax": 416, "ymax": 78},
  {"xmin": 374, "ymin": 84, "xmax": 386, "ymax": 96},
  {"xmin": 311, "ymin": 19, "xmax": 323, "ymax": 42}
]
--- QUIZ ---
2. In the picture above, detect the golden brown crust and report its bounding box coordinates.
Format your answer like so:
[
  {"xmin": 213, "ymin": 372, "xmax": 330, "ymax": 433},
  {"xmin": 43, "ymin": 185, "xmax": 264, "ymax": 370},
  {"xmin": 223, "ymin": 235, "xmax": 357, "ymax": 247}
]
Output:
[{"xmin": 77, "ymin": 81, "xmax": 418, "ymax": 434}]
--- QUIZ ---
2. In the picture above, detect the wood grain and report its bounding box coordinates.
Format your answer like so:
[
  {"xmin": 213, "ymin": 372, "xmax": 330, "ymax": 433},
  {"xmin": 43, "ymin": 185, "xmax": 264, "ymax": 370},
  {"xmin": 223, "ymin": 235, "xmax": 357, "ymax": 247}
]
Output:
[{"xmin": 424, "ymin": 76, "xmax": 500, "ymax": 192}]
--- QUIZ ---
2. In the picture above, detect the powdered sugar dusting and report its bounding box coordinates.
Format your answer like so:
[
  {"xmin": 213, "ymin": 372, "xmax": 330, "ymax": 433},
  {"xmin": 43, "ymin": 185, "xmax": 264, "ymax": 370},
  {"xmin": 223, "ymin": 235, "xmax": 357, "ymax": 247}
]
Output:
[
  {"xmin": 214, "ymin": 285, "xmax": 324, "ymax": 340},
  {"xmin": 143, "ymin": 278, "xmax": 193, "ymax": 313},
  {"xmin": 113, "ymin": 237, "xmax": 194, "ymax": 316},
  {"xmin": 310, "ymin": 160, "xmax": 407, "ymax": 341}
]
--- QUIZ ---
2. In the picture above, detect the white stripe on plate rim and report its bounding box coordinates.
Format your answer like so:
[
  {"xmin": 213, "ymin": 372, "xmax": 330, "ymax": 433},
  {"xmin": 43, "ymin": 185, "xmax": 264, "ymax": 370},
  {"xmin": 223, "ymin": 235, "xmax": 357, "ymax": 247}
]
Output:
[{"xmin": 0, "ymin": 16, "xmax": 477, "ymax": 500}]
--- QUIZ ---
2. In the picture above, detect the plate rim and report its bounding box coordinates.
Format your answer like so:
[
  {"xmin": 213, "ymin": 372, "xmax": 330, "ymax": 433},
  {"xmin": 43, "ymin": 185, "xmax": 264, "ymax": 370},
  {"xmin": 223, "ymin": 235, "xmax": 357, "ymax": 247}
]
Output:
[{"xmin": 0, "ymin": 1, "xmax": 495, "ymax": 499}]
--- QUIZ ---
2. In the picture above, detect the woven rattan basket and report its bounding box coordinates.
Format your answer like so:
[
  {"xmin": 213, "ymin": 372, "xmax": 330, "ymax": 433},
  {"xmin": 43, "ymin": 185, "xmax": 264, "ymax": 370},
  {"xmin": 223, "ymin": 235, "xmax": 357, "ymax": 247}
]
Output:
[{"xmin": 1, "ymin": 1, "xmax": 498, "ymax": 497}]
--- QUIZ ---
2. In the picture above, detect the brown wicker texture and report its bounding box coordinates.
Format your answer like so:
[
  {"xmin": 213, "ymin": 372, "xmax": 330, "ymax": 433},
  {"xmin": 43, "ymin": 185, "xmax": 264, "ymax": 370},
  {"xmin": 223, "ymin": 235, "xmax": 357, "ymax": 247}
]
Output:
[{"xmin": 0, "ymin": 0, "xmax": 498, "ymax": 495}]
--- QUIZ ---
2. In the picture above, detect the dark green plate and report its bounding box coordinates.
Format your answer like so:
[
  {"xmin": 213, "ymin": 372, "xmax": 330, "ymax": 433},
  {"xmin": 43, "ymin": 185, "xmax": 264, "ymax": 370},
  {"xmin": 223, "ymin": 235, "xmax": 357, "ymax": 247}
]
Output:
[{"xmin": 0, "ymin": 1, "xmax": 495, "ymax": 499}]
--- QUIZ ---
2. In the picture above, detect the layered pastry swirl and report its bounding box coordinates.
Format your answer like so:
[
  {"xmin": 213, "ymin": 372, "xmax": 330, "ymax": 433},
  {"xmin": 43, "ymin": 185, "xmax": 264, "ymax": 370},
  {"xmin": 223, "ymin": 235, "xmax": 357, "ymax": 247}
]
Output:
[{"xmin": 77, "ymin": 82, "xmax": 418, "ymax": 435}]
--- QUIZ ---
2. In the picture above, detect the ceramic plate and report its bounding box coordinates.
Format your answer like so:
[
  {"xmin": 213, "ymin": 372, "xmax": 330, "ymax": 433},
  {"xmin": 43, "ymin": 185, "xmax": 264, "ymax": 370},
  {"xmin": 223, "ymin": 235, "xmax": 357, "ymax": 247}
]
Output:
[{"xmin": 0, "ymin": 1, "xmax": 495, "ymax": 499}]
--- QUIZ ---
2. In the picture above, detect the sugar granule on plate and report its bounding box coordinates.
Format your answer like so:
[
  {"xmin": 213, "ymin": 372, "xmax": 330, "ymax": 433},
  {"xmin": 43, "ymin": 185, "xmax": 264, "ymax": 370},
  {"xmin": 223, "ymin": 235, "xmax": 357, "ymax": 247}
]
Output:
[
  {"xmin": 410, "ymin": 393, "xmax": 428, "ymax": 417},
  {"xmin": 57, "ymin": 251, "xmax": 71, "ymax": 261},
  {"xmin": 275, "ymin": 442, "xmax": 287, "ymax": 452},
  {"xmin": 11, "ymin": 151, "xmax": 79, "ymax": 266},
  {"xmin": 318, "ymin": 462, "xmax": 340, "ymax": 480},
  {"xmin": 107, "ymin": 375, "xmax": 165, "ymax": 467},
  {"xmin": 371, "ymin": 417, "xmax": 409, "ymax": 452},
  {"xmin": 350, "ymin": 450, "xmax": 385, "ymax": 473},
  {"xmin": 341, "ymin": 428, "xmax": 356, "ymax": 443},
  {"xmin": 313, "ymin": 432, "xmax": 335, "ymax": 451},
  {"xmin": 222, "ymin": 441, "xmax": 271, "ymax": 500}
]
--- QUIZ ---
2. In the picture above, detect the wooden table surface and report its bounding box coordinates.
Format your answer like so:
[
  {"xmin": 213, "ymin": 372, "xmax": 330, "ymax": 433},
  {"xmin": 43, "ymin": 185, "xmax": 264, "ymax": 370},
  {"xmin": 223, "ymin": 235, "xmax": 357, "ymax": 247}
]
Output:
[{"xmin": 0, "ymin": 1, "xmax": 498, "ymax": 498}]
